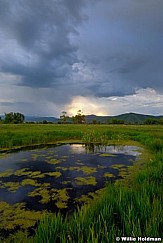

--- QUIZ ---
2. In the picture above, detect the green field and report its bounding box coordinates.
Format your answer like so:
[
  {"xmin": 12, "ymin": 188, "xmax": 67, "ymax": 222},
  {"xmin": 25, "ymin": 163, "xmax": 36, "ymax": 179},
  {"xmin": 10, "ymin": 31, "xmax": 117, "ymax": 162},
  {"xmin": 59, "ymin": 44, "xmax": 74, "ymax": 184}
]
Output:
[
  {"xmin": 0, "ymin": 124, "xmax": 162, "ymax": 242},
  {"xmin": 0, "ymin": 123, "xmax": 163, "ymax": 150}
]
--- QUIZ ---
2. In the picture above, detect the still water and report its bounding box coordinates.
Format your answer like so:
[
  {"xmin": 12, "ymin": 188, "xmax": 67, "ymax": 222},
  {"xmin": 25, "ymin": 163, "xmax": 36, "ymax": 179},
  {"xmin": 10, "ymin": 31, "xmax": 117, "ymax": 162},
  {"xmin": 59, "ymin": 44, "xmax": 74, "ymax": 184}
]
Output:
[{"xmin": 0, "ymin": 144, "xmax": 142, "ymax": 239}]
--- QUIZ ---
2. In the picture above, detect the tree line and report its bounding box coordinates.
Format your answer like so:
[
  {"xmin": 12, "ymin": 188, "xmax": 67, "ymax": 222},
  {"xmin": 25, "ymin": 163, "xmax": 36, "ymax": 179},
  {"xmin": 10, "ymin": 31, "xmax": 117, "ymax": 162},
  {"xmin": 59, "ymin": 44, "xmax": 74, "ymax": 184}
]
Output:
[
  {"xmin": 0, "ymin": 111, "xmax": 163, "ymax": 125},
  {"xmin": 59, "ymin": 110, "xmax": 86, "ymax": 124},
  {"xmin": 0, "ymin": 112, "xmax": 25, "ymax": 124}
]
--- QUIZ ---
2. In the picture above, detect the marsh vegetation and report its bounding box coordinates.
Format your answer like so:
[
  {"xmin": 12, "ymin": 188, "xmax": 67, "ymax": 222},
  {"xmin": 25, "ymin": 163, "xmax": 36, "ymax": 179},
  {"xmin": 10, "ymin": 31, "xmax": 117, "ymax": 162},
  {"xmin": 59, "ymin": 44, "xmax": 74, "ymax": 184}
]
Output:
[{"xmin": 0, "ymin": 124, "xmax": 162, "ymax": 242}]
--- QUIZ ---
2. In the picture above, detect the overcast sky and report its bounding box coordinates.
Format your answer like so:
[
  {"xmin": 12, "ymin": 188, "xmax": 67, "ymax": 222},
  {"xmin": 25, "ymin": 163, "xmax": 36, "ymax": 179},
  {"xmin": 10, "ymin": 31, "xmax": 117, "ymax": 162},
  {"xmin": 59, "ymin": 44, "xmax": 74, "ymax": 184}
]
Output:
[{"xmin": 0, "ymin": 0, "xmax": 163, "ymax": 117}]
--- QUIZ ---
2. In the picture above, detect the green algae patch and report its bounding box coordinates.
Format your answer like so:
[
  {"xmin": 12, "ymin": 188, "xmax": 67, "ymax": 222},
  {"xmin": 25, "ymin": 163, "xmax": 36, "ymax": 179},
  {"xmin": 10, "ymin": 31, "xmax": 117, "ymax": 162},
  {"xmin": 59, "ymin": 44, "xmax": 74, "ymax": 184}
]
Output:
[
  {"xmin": 75, "ymin": 189, "xmax": 105, "ymax": 205},
  {"xmin": 46, "ymin": 158, "xmax": 61, "ymax": 165},
  {"xmin": 14, "ymin": 169, "xmax": 45, "ymax": 179},
  {"xmin": 75, "ymin": 176, "xmax": 97, "ymax": 186},
  {"xmin": 45, "ymin": 171, "xmax": 62, "ymax": 178},
  {"xmin": 51, "ymin": 188, "xmax": 70, "ymax": 209},
  {"xmin": 29, "ymin": 186, "xmax": 51, "ymax": 204},
  {"xmin": 99, "ymin": 153, "xmax": 117, "ymax": 157},
  {"xmin": 14, "ymin": 168, "xmax": 30, "ymax": 176},
  {"xmin": 0, "ymin": 201, "xmax": 47, "ymax": 242},
  {"xmin": 55, "ymin": 201, "xmax": 68, "ymax": 209},
  {"xmin": 29, "ymin": 187, "xmax": 70, "ymax": 208},
  {"xmin": 80, "ymin": 166, "xmax": 97, "ymax": 174},
  {"xmin": 28, "ymin": 171, "xmax": 45, "ymax": 179},
  {"xmin": 0, "ymin": 180, "xmax": 22, "ymax": 192},
  {"xmin": 0, "ymin": 181, "xmax": 5, "ymax": 189},
  {"xmin": 21, "ymin": 178, "xmax": 39, "ymax": 186},
  {"xmin": 68, "ymin": 166, "xmax": 97, "ymax": 175},
  {"xmin": 111, "ymin": 164, "xmax": 125, "ymax": 169},
  {"xmin": 0, "ymin": 169, "xmax": 13, "ymax": 178},
  {"xmin": 3, "ymin": 181, "xmax": 21, "ymax": 192},
  {"xmin": 104, "ymin": 172, "xmax": 115, "ymax": 178},
  {"xmin": 0, "ymin": 201, "xmax": 42, "ymax": 230},
  {"xmin": 56, "ymin": 166, "xmax": 68, "ymax": 171},
  {"xmin": 75, "ymin": 194, "xmax": 92, "ymax": 204}
]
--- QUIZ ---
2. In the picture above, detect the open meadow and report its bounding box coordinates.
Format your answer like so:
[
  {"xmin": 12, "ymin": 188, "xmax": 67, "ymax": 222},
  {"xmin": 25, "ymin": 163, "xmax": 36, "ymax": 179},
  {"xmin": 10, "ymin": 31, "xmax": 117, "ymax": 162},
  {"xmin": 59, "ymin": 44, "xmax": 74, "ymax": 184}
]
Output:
[{"xmin": 0, "ymin": 124, "xmax": 162, "ymax": 242}]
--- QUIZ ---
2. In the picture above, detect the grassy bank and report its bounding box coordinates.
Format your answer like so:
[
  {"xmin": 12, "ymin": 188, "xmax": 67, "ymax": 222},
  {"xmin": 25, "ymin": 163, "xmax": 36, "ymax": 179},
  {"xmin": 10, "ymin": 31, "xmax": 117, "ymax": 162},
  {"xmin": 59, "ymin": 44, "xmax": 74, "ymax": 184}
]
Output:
[
  {"xmin": 0, "ymin": 124, "xmax": 162, "ymax": 242},
  {"xmin": 0, "ymin": 124, "xmax": 163, "ymax": 151}
]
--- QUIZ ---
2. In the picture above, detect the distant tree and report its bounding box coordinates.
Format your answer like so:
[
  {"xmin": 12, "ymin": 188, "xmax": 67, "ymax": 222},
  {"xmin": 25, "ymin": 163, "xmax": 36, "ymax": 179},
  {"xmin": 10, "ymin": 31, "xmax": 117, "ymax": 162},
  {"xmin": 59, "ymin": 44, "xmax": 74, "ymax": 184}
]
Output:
[
  {"xmin": 92, "ymin": 119, "xmax": 97, "ymax": 124},
  {"xmin": 42, "ymin": 120, "xmax": 48, "ymax": 124},
  {"xmin": 144, "ymin": 118, "xmax": 159, "ymax": 125},
  {"xmin": 72, "ymin": 110, "xmax": 86, "ymax": 124},
  {"xmin": 4, "ymin": 112, "xmax": 25, "ymax": 124},
  {"xmin": 159, "ymin": 119, "xmax": 163, "ymax": 125},
  {"xmin": 60, "ymin": 111, "xmax": 69, "ymax": 124},
  {"xmin": 108, "ymin": 118, "xmax": 124, "ymax": 124}
]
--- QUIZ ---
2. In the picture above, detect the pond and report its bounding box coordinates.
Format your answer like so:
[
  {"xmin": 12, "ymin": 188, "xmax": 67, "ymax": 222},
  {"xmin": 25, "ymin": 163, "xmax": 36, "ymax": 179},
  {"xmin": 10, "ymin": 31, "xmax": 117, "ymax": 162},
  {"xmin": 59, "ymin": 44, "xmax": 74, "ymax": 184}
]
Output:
[{"xmin": 0, "ymin": 143, "xmax": 142, "ymax": 240}]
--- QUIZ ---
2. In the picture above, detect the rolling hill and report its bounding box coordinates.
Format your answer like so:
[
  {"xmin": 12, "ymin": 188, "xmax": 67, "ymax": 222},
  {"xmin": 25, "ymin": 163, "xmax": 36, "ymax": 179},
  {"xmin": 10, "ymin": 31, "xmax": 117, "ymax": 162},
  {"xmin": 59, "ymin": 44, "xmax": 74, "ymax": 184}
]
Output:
[{"xmin": 85, "ymin": 112, "xmax": 163, "ymax": 124}]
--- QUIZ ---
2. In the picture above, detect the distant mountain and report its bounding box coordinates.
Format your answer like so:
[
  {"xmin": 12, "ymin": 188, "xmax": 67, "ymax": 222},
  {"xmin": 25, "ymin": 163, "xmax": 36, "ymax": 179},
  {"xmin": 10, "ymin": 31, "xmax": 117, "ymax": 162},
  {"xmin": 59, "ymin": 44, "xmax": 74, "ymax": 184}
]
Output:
[
  {"xmin": 25, "ymin": 116, "xmax": 59, "ymax": 122},
  {"xmin": 85, "ymin": 112, "xmax": 163, "ymax": 124}
]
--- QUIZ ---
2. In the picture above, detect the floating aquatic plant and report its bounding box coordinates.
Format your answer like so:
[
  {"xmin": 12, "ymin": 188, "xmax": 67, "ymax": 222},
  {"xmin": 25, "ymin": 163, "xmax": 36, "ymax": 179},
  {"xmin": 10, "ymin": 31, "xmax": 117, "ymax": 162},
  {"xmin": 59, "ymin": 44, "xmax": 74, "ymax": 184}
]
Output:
[
  {"xmin": 67, "ymin": 166, "xmax": 97, "ymax": 175},
  {"xmin": 45, "ymin": 171, "xmax": 62, "ymax": 178},
  {"xmin": 103, "ymin": 172, "xmax": 115, "ymax": 178},
  {"xmin": 51, "ymin": 188, "xmax": 70, "ymax": 209},
  {"xmin": 75, "ymin": 176, "xmax": 97, "ymax": 186},
  {"xmin": 14, "ymin": 168, "xmax": 30, "ymax": 176},
  {"xmin": 0, "ymin": 201, "xmax": 47, "ymax": 242},
  {"xmin": 56, "ymin": 166, "xmax": 68, "ymax": 171},
  {"xmin": 46, "ymin": 158, "xmax": 61, "ymax": 165},
  {"xmin": 79, "ymin": 166, "xmax": 97, "ymax": 174},
  {"xmin": 99, "ymin": 153, "xmax": 117, "ymax": 157},
  {"xmin": 111, "ymin": 164, "xmax": 125, "ymax": 169},
  {"xmin": 29, "ymin": 185, "xmax": 51, "ymax": 204},
  {"xmin": 2, "ymin": 181, "xmax": 21, "ymax": 192},
  {"xmin": 21, "ymin": 178, "xmax": 38, "ymax": 186},
  {"xmin": 28, "ymin": 171, "xmax": 45, "ymax": 179},
  {"xmin": 0, "ymin": 169, "xmax": 13, "ymax": 177}
]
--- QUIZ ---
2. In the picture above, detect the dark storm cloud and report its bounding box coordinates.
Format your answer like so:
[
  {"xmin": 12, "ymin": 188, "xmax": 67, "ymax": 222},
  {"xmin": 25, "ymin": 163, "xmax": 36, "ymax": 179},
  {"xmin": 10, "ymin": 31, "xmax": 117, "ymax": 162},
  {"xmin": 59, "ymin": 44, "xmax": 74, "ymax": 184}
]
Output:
[
  {"xmin": 0, "ymin": 0, "xmax": 163, "ymax": 116},
  {"xmin": 76, "ymin": 0, "xmax": 163, "ymax": 97},
  {"xmin": 0, "ymin": 0, "xmax": 87, "ymax": 87}
]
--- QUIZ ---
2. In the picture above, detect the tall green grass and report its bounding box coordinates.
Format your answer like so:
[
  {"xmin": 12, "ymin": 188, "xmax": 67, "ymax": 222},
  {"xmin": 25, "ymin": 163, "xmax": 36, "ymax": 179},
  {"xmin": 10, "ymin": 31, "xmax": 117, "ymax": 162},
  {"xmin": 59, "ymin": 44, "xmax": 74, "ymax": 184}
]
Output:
[
  {"xmin": 0, "ymin": 124, "xmax": 83, "ymax": 150},
  {"xmin": 0, "ymin": 124, "xmax": 163, "ymax": 150}
]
